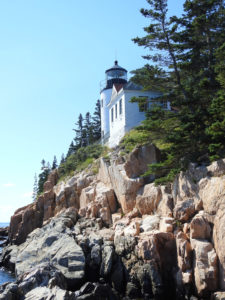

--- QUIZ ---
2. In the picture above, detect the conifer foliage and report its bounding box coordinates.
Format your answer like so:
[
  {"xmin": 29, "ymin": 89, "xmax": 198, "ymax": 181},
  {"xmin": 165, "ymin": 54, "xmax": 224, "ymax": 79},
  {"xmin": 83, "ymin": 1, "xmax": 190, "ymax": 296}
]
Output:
[
  {"xmin": 37, "ymin": 159, "xmax": 51, "ymax": 194},
  {"xmin": 132, "ymin": 0, "xmax": 225, "ymax": 183},
  {"xmin": 69, "ymin": 99, "xmax": 101, "ymax": 156}
]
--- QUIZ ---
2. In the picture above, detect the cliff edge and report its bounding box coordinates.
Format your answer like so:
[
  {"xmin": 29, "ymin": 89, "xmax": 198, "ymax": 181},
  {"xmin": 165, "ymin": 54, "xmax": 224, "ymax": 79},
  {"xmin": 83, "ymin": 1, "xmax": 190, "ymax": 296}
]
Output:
[{"xmin": 0, "ymin": 144, "xmax": 225, "ymax": 300}]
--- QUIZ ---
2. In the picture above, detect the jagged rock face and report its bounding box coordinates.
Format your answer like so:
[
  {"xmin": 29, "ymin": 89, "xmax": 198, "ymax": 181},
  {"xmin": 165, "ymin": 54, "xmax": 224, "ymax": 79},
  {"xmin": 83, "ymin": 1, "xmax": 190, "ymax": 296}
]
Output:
[
  {"xmin": 15, "ymin": 208, "xmax": 85, "ymax": 289},
  {"xmin": 124, "ymin": 144, "xmax": 160, "ymax": 178},
  {"xmin": 3, "ymin": 149, "xmax": 225, "ymax": 299},
  {"xmin": 8, "ymin": 203, "xmax": 43, "ymax": 245},
  {"xmin": 8, "ymin": 144, "xmax": 160, "ymax": 244}
]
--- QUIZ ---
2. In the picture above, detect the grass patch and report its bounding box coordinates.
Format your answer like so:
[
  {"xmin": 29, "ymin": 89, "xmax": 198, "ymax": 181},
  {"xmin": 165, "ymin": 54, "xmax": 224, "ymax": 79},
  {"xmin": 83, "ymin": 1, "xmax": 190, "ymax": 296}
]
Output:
[
  {"xmin": 120, "ymin": 129, "xmax": 151, "ymax": 153},
  {"xmin": 58, "ymin": 144, "xmax": 107, "ymax": 179}
]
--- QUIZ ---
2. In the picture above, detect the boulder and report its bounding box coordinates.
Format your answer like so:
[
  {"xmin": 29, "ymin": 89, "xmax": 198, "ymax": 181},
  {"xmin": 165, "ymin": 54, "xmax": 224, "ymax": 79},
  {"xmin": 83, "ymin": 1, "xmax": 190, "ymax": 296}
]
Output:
[
  {"xmin": 124, "ymin": 220, "xmax": 140, "ymax": 237},
  {"xmin": 108, "ymin": 161, "xmax": 143, "ymax": 213},
  {"xmin": 136, "ymin": 184, "xmax": 161, "ymax": 215},
  {"xmin": 159, "ymin": 217, "xmax": 174, "ymax": 233},
  {"xmin": 212, "ymin": 291, "xmax": 225, "ymax": 300},
  {"xmin": 140, "ymin": 215, "xmax": 160, "ymax": 232},
  {"xmin": 0, "ymin": 283, "xmax": 18, "ymax": 300},
  {"xmin": 207, "ymin": 158, "xmax": 225, "ymax": 177},
  {"xmin": 199, "ymin": 176, "xmax": 225, "ymax": 215},
  {"xmin": 80, "ymin": 186, "xmax": 96, "ymax": 209},
  {"xmin": 176, "ymin": 232, "xmax": 192, "ymax": 273},
  {"xmin": 0, "ymin": 227, "xmax": 8, "ymax": 237},
  {"xmin": 15, "ymin": 209, "xmax": 85, "ymax": 289},
  {"xmin": 100, "ymin": 244, "xmax": 114, "ymax": 277},
  {"xmin": 173, "ymin": 199, "xmax": 196, "ymax": 222},
  {"xmin": 213, "ymin": 206, "xmax": 225, "ymax": 290},
  {"xmin": 124, "ymin": 144, "xmax": 160, "ymax": 178},
  {"xmin": 191, "ymin": 238, "xmax": 218, "ymax": 296},
  {"xmin": 9, "ymin": 203, "xmax": 43, "ymax": 245},
  {"xmin": 156, "ymin": 186, "xmax": 173, "ymax": 217},
  {"xmin": 190, "ymin": 211, "xmax": 211, "ymax": 240},
  {"xmin": 24, "ymin": 286, "xmax": 73, "ymax": 300},
  {"xmin": 97, "ymin": 158, "xmax": 112, "ymax": 187}
]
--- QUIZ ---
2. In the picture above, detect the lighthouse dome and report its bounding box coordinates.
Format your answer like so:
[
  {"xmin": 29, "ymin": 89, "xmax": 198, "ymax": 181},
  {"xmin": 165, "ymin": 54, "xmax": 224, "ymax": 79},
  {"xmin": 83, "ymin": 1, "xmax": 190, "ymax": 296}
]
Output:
[{"xmin": 104, "ymin": 60, "xmax": 127, "ymax": 90}]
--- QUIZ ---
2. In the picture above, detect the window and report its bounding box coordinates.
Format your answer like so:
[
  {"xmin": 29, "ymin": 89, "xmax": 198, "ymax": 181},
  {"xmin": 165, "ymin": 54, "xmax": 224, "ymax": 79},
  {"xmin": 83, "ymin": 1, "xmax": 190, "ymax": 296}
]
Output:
[
  {"xmin": 115, "ymin": 104, "xmax": 118, "ymax": 119},
  {"xmin": 119, "ymin": 98, "xmax": 122, "ymax": 114},
  {"xmin": 111, "ymin": 107, "xmax": 114, "ymax": 122},
  {"xmin": 101, "ymin": 99, "xmax": 103, "ymax": 107}
]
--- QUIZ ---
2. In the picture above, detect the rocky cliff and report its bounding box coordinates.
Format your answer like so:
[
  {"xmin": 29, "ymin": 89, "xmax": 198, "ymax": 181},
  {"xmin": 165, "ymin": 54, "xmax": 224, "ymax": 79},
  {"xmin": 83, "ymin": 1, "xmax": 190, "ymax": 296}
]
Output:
[{"xmin": 0, "ymin": 144, "xmax": 225, "ymax": 300}]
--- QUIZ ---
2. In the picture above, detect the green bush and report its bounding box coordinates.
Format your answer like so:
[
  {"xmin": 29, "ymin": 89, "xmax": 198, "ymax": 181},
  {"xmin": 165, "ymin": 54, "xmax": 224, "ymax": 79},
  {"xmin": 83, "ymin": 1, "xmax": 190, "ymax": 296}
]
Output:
[
  {"xmin": 58, "ymin": 144, "xmax": 105, "ymax": 179},
  {"xmin": 120, "ymin": 129, "xmax": 151, "ymax": 153}
]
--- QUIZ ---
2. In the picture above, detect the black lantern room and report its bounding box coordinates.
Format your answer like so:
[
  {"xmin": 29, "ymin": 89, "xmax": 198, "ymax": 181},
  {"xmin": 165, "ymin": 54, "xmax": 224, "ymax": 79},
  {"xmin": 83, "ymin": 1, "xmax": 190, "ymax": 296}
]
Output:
[{"xmin": 105, "ymin": 60, "xmax": 127, "ymax": 89}]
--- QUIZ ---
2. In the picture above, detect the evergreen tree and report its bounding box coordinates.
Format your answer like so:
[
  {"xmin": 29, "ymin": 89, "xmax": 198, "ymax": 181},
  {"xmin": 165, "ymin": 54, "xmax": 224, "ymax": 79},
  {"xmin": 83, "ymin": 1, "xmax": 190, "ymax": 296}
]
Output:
[
  {"xmin": 73, "ymin": 114, "xmax": 85, "ymax": 148},
  {"xmin": 130, "ymin": 65, "xmax": 170, "ymax": 92},
  {"xmin": 66, "ymin": 141, "xmax": 76, "ymax": 158},
  {"xmin": 52, "ymin": 155, "xmax": 58, "ymax": 170},
  {"xmin": 38, "ymin": 159, "xmax": 50, "ymax": 194},
  {"xmin": 133, "ymin": 0, "xmax": 187, "ymax": 100},
  {"xmin": 132, "ymin": 0, "xmax": 225, "ymax": 183},
  {"xmin": 92, "ymin": 99, "xmax": 101, "ymax": 141},
  {"xmin": 207, "ymin": 41, "xmax": 225, "ymax": 160},
  {"xmin": 32, "ymin": 173, "xmax": 38, "ymax": 202},
  {"xmin": 84, "ymin": 112, "xmax": 93, "ymax": 145},
  {"xmin": 60, "ymin": 153, "xmax": 66, "ymax": 164}
]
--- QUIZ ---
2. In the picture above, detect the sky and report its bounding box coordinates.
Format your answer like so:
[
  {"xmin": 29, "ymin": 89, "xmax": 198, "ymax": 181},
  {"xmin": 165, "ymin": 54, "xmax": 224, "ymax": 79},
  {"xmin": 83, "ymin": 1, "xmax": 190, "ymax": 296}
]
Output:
[{"xmin": 0, "ymin": 0, "xmax": 184, "ymax": 222}]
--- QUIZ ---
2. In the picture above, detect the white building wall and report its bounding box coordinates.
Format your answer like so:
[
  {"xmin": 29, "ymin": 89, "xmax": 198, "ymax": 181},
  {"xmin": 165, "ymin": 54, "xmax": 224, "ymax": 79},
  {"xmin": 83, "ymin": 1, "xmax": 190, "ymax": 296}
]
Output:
[
  {"xmin": 108, "ymin": 94, "xmax": 126, "ymax": 148},
  {"xmin": 107, "ymin": 90, "xmax": 161, "ymax": 148},
  {"xmin": 125, "ymin": 90, "xmax": 161, "ymax": 132},
  {"xmin": 100, "ymin": 88, "xmax": 112, "ymax": 138}
]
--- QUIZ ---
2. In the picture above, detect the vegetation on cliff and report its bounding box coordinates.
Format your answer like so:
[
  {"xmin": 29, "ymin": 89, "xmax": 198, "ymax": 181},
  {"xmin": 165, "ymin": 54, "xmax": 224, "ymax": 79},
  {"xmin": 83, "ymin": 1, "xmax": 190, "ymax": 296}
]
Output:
[
  {"xmin": 34, "ymin": 0, "xmax": 225, "ymax": 191},
  {"xmin": 124, "ymin": 0, "xmax": 225, "ymax": 184}
]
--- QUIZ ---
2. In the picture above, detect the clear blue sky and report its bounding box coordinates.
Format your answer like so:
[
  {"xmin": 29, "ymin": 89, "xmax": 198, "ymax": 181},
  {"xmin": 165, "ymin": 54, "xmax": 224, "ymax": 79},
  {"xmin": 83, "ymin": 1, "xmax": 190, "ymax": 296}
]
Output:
[{"xmin": 0, "ymin": 0, "xmax": 184, "ymax": 222}]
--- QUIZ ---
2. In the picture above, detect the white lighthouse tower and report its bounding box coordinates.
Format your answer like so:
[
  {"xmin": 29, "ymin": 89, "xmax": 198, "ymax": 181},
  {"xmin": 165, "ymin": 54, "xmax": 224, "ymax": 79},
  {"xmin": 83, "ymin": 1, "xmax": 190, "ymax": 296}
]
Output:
[{"xmin": 100, "ymin": 61, "xmax": 127, "ymax": 143}]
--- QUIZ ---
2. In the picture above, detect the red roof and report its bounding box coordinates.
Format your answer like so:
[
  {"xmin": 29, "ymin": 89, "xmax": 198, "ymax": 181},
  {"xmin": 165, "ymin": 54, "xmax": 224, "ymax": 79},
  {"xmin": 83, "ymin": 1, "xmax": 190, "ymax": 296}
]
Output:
[{"xmin": 113, "ymin": 83, "xmax": 124, "ymax": 93}]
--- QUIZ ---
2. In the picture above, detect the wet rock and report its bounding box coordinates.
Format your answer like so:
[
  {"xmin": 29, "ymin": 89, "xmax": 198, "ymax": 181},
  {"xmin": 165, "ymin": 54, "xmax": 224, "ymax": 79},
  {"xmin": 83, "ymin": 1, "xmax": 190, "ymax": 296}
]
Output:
[{"xmin": 0, "ymin": 283, "xmax": 19, "ymax": 300}]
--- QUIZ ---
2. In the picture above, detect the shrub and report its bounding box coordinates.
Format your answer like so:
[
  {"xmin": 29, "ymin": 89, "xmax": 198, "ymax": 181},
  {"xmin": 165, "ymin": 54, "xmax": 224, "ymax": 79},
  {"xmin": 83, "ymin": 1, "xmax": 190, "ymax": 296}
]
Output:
[{"xmin": 58, "ymin": 144, "xmax": 105, "ymax": 179}]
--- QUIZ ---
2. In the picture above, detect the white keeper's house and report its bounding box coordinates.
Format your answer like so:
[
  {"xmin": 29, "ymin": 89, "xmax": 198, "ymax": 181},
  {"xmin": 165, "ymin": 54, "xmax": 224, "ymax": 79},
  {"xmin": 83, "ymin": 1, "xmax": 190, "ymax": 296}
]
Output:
[{"xmin": 100, "ymin": 61, "xmax": 170, "ymax": 148}]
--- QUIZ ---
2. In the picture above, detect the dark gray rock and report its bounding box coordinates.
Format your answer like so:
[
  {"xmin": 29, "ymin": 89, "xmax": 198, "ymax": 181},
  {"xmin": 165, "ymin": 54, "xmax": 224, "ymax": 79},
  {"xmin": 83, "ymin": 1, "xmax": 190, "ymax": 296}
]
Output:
[
  {"xmin": 100, "ymin": 244, "xmax": 114, "ymax": 277},
  {"xmin": 0, "ymin": 283, "xmax": 19, "ymax": 300}
]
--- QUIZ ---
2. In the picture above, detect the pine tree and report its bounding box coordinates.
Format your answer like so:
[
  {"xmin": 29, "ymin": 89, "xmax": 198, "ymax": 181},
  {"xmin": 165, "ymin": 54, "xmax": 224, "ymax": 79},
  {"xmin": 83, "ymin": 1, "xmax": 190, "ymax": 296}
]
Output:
[
  {"xmin": 84, "ymin": 112, "xmax": 94, "ymax": 145},
  {"xmin": 38, "ymin": 159, "xmax": 51, "ymax": 194},
  {"xmin": 73, "ymin": 113, "xmax": 85, "ymax": 148},
  {"xmin": 133, "ymin": 0, "xmax": 187, "ymax": 100},
  {"xmin": 132, "ymin": 0, "xmax": 225, "ymax": 183},
  {"xmin": 130, "ymin": 65, "xmax": 169, "ymax": 92},
  {"xmin": 66, "ymin": 141, "xmax": 76, "ymax": 158},
  {"xmin": 32, "ymin": 173, "xmax": 38, "ymax": 201},
  {"xmin": 92, "ymin": 99, "xmax": 101, "ymax": 141},
  {"xmin": 60, "ymin": 153, "xmax": 66, "ymax": 164},
  {"xmin": 207, "ymin": 40, "xmax": 225, "ymax": 160},
  {"xmin": 52, "ymin": 155, "xmax": 58, "ymax": 170}
]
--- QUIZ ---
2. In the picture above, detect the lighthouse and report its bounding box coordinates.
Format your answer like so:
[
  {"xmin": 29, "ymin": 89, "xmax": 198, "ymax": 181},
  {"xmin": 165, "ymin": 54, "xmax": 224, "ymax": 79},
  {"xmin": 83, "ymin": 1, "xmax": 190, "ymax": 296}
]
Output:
[
  {"xmin": 100, "ymin": 61, "xmax": 169, "ymax": 148},
  {"xmin": 100, "ymin": 61, "xmax": 127, "ymax": 143}
]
